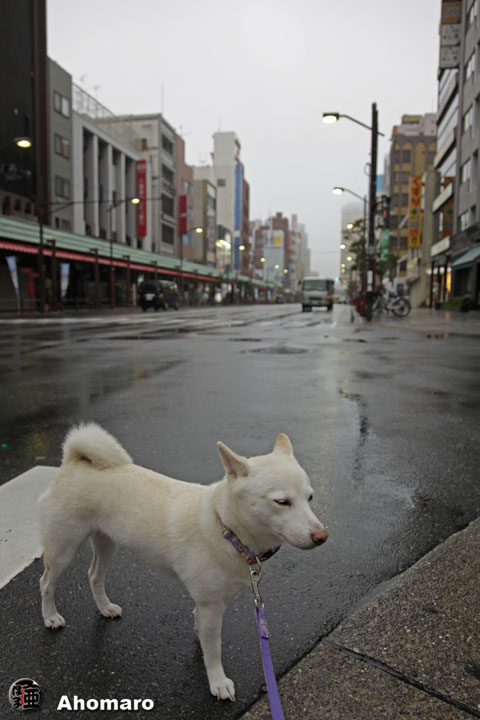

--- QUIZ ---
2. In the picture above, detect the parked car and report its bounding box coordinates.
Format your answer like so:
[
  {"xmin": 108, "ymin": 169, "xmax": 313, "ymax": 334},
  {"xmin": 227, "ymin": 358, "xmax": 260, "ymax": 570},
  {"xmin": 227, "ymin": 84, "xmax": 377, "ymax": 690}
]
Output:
[{"xmin": 138, "ymin": 280, "xmax": 180, "ymax": 311}]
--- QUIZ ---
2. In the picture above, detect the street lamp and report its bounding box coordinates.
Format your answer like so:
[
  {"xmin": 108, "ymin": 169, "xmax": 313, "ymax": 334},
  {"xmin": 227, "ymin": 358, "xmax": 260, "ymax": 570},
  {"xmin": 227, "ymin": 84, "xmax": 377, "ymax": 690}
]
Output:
[
  {"xmin": 334, "ymin": 186, "xmax": 368, "ymax": 293},
  {"xmin": 108, "ymin": 196, "xmax": 140, "ymax": 309},
  {"xmin": 324, "ymin": 106, "xmax": 385, "ymax": 319},
  {"xmin": 0, "ymin": 136, "xmax": 32, "ymax": 153},
  {"xmin": 15, "ymin": 137, "xmax": 32, "ymax": 149},
  {"xmin": 179, "ymin": 226, "xmax": 203, "ymax": 304},
  {"xmin": 332, "ymin": 186, "xmax": 368, "ymax": 293}
]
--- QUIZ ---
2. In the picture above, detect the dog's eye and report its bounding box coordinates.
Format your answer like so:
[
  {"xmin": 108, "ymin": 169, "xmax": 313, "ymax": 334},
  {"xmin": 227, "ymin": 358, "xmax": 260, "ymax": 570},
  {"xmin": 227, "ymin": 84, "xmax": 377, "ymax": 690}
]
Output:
[
  {"xmin": 308, "ymin": 494, "xmax": 313, "ymax": 503},
  {"xmin": 274, "ymin": 498, "xmax": 291, "ymax": 507}
]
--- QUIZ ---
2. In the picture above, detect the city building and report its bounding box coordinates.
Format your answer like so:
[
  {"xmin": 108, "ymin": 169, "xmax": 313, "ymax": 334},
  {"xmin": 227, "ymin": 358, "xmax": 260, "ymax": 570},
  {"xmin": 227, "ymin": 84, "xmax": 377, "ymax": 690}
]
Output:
[
  {"xmin": 72, "ymin": 104, "xmax": 145, "ymax": 250},
  {"xmin": 0, "ymin": 12, "xmax": 269, "ymax": 311},
  {"xmin": 433, "ymin": 0, "xmax": 480, "ymax": 304},
  {"xmin": 250, "ymin": 220, "xmax": 267, "ymax": 280},
  {"xmin": 176, "ymin": 134, "xmax": 195, "ymax": 261},
  {"xmin": 98, "ymin": 113, "xmax": 178, "ymax": 258},
  {"xmin": 193, "ymin": 175, "xmax": 217, "ymax": 266},
  {"xmin": 271, "ymin": 212, "xmax": 290, "ymax": 279},
  {"xmin": 193, "ymin": 132, "xmax": 250, "ymax": 275},
  {"xmin": 49, "ymin": 59, "xmax": 74, "ymax": 233},
  {"xmin": 0, "ymin": 0, "xmax": 48, "ymax": 223},
  {"xmin": 289, "ymin": 214, "xmax": 301, "ymax": 291},
  {"xmin": 241, "ymin": 176, "xmax": 250, "ymax": 275},
  {"xmin": 385, "ymin": 114, "xmax": 436, "ymax": 303},
  {"xmin": 386, "ymin": 114, "xmax": 437, "ymax": 256}
]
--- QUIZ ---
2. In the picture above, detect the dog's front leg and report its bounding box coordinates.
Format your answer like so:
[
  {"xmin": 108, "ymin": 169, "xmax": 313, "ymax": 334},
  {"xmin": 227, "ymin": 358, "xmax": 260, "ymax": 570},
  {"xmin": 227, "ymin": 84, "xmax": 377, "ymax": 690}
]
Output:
[{"xmin": 195, "ymin": 602, "xmax": 235, "ymax": 701}]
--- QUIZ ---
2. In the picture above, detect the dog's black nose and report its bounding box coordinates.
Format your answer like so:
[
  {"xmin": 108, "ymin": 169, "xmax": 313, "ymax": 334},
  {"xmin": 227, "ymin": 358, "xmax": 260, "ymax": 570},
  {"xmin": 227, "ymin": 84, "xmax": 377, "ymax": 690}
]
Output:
[{"xmin": 311, "ymin": 528, "xmax": 328, "ymax": 545}]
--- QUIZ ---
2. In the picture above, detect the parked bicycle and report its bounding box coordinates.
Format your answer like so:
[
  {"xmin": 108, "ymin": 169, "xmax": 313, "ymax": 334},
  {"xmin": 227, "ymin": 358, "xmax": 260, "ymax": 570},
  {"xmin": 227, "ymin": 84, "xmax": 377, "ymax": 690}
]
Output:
[{"xmin": 371, "ymin": 289, "xmax": 411, "ymax": 318}]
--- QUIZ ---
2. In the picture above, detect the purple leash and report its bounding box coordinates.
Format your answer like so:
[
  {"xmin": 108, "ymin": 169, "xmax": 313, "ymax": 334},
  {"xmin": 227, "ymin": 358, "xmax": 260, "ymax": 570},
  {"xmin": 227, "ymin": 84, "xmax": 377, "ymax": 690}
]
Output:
[
  {"xmin": 221, "ymin": 522, "xmax": 285, "ymax": 720},
  {"xmin": 250, "ymin": 563, "xmax": 286, "ymax": 720}
]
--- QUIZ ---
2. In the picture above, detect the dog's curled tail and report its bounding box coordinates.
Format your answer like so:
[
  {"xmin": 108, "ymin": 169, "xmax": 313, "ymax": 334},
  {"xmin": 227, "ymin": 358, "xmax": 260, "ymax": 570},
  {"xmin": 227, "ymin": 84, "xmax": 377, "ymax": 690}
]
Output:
[{"xmin": 62, "ymin": 422, "xmax": 132, "ymax": 469}]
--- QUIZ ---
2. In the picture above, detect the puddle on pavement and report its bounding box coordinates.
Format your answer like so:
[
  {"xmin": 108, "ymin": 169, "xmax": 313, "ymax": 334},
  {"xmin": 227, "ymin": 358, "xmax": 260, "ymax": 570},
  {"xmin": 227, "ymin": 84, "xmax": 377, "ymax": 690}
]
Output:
[
  {"xmin": 245, "ymin": 345, "xmax": 309, "ymax": 355},
  {"xmin": 228, "ymin": 337, "xmax": 264, "ymax": 342}
]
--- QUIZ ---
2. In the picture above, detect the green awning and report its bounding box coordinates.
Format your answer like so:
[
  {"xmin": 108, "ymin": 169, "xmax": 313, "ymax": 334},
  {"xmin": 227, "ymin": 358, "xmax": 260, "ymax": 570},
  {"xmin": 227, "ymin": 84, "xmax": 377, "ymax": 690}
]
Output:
[{"xmin": 451, "ymin": 244, "xmax": 480, "ymax": 271}]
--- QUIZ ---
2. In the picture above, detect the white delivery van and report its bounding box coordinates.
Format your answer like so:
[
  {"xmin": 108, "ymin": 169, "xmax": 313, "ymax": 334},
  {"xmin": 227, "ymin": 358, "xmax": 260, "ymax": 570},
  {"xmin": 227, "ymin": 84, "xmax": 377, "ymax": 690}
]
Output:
[{"xmin": 300, "ymin": 277, "xmax": 334, "ymax": 312}]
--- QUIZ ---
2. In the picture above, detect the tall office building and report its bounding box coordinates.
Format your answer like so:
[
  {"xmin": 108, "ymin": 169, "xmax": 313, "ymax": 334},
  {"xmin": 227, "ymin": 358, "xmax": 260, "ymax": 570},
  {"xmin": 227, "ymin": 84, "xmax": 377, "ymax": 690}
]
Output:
[
  {"xmin": 433, "ymin": 0, "xmax": 480, "ymax": 302},
  {"xmin": 99, "ymin": 113, "xmax": 177, "ymax": 257},
  {"xmin": 0, "ymin": 0, "xmax": 48, "ymax": 222},
  {"xmin": 386, "ymin": 114, "xmax": 437, "ymax": 259},
  {"xmin": 193, "ymin": 132, "xmax": 250, "ymax": 274}
]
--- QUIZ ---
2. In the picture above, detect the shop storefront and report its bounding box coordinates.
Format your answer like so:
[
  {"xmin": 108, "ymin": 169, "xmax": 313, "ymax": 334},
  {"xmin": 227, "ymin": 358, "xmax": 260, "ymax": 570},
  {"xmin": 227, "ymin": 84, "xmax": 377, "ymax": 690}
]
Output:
[{"xmin": 0, "ymin": 215, "xmax": 270, "ymax": 313}]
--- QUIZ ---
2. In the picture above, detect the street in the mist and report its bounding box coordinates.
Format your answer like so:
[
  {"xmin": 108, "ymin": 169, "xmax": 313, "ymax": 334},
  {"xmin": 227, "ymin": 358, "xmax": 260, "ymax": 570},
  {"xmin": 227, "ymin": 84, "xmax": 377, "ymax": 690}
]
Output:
[{"xmin": 1, "ymin": 304, "xmax": 479, "ymax": 720}]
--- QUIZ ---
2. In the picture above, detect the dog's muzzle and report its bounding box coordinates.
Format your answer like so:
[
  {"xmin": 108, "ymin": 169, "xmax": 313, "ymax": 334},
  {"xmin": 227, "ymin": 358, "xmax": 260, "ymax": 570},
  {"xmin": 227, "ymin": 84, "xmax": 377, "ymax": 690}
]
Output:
[{"xmin": 311, "ymin": 528, "xmax": 328, "ymax": 546}]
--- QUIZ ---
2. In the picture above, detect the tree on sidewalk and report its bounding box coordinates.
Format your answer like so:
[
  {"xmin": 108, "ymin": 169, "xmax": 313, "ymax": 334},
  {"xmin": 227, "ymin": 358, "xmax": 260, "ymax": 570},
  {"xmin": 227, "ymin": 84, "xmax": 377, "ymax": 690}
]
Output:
[{"xmin": 344, "ymin": 217, "xmax": 397, "ymax": 289}]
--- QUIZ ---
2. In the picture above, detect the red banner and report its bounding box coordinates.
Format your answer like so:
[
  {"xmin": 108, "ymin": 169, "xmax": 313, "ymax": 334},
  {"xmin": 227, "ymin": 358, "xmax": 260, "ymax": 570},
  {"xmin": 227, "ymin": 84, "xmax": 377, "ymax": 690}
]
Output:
[
  {"xmin": 408, "ymin": 176, "xmax": 422, "ymax": 249},
  {"xmin": 136, "ymin": 160, "xmax": 147, "ymax": 238}
]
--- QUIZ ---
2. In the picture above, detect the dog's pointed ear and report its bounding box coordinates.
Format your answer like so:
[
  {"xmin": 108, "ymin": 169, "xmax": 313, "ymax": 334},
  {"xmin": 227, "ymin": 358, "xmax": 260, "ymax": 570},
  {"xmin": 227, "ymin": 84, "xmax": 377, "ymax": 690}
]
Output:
[
  {"xmin": 217, "ymin": 441, "xmax": 249, "ymax": 479},
  {"xmin": 273, "ymin": 433, "xmax": 294, "ymax": 456}
]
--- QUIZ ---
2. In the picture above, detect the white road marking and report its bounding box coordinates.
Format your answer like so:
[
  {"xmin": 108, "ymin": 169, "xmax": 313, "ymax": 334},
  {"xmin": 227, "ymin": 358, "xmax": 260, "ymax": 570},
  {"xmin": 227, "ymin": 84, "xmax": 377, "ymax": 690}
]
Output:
[{"xmin": 0, "ymin": 466, "xmax": 57, "ymax": 589}]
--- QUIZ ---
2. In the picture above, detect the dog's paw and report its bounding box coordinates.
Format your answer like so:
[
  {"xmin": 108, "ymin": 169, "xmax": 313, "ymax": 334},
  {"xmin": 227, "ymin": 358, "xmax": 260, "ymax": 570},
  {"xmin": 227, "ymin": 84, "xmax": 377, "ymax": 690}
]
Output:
[
  {"xmin": 209, "ymin": 676, "xmax": 235, "ymax": 702},
  {"xmin": 44, "ymin": 613, "xmax": 66, "ymax": 629},
  {"xmin": 100, "ymin": 602, "xmax": 122, "ymax": 619}
]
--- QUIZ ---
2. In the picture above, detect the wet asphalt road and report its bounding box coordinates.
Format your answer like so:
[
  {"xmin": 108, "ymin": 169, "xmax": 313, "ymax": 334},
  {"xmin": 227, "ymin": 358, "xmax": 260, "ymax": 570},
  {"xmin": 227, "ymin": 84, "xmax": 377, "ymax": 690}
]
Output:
[{"xmin": 1, "ymin": 304, "xmax": 480, "ymax": 719}]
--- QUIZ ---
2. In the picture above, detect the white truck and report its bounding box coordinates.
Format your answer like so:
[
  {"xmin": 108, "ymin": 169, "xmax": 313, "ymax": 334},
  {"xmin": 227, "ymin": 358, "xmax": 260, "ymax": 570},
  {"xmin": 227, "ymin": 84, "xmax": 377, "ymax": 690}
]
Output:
[{"xmin": 300, "ymin": 277, "xmax": 334, "ymax": 312}]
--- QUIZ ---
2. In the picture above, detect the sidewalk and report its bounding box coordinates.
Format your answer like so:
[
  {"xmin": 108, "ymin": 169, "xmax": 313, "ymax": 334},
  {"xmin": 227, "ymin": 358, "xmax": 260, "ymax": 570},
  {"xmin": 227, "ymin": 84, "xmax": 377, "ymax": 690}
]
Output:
[
  {"xmin": 241, "ymin": 518, "xmax": 480, "ymax": 720},
  {"xmin": 353, "ymin": 306, "xmax": 480, "ymax": 337}
]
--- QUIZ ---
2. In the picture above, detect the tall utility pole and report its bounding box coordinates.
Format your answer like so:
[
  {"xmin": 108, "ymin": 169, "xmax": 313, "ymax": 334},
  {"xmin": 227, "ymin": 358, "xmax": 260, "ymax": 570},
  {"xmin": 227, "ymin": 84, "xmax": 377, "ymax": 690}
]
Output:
[{"xmin": 366, "ymin": 102, "xmax": 378, "ymax": 320}]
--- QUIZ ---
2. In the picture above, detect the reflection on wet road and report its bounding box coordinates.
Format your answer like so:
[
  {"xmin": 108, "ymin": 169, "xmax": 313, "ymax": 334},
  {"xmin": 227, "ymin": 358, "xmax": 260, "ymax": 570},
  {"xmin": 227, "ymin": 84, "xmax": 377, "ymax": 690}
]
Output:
[{"xmin": 1, "ymin": 304, "xmax": 479, "ymax": 720}]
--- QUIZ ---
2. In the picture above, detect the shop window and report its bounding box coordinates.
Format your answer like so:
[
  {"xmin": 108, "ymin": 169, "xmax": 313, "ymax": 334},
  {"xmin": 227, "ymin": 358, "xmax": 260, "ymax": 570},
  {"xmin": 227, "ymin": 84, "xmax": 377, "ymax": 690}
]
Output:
[
  {"xmin": 461, "ymin": 158, "xmax": 471, "ymax": 185},
  {"xmin": 162, "ymin": 135, "xmax": 174, "ymax": 154},
  {"xmin": 459, "ymin": 211, "xmax": 469, "ymax": 230},
  {"xmin": 162, "ymin": 224, "xmax": 174, "ymax": 245},
  {"xmin": 55, "ymin": 175, "xmax": 71, "ymax": 199},
  {"xmin": 54, "ymin": 134, "xmax": 70, "ymax": 159},
  {"xmin": 54, "ymin": 91, "xmax": 70, "ymax": 118}
]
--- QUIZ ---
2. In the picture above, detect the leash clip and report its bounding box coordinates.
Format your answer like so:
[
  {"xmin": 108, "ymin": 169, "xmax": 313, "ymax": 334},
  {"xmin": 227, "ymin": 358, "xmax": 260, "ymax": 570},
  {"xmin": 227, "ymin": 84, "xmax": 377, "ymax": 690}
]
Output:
[{"xmin": 249, "ymin": 560, "xmax": 263, "ymax": 607}]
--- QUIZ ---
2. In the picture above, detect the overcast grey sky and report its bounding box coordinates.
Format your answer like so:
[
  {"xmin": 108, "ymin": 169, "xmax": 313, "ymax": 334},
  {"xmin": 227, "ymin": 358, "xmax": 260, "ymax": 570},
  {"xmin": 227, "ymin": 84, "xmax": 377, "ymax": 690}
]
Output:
[{"xmin": 47, "ymin": 0, "xmax": 441, "ymax": 277}]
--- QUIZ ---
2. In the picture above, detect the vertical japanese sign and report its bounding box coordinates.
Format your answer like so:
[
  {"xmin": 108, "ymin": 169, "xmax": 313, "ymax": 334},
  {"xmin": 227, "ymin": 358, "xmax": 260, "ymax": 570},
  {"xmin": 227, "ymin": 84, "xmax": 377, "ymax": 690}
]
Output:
[
  {"xmin": 440, "ymin": 0, "xmax": 462, "ymax": 69},
  {"xmin": 60, "ymin": 263, "xmax": 70, "ymax": 298},
  {"xmin": 179, "ymin": 194, "xmax": 188, "ymax": 235},
  {"xmin": 408, "ymin": 176, "xmax": 422, "ymax": 249},
  {"xmin": 234, "ymin": 163, "xmax": 243, "ymax": 271},
  {"xmin": 136, "ymin": 160, "xmax": 147, "ymax": 238}
]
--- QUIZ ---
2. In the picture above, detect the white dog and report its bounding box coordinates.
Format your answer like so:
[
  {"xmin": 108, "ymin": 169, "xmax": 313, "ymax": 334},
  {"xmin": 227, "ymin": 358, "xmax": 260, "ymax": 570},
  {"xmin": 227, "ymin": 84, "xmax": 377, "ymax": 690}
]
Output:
[{"xmin": 39, "ymin": 423, "xmax": 328, "ymax": 701}]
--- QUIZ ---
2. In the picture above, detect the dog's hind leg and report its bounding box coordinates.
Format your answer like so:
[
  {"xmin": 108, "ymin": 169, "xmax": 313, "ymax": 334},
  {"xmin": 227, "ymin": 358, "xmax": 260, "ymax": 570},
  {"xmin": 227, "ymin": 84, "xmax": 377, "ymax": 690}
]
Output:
[
  {"xmin": 40, "ymin": 531, "xmax": 86, "ymax": 629},
  {"xmin": 88, "ymin": 531, "xmax": 122, "ymax": 619},
  {"xmin": 194, "ymin": 602, "xmax": 235, "ymax": 701}
]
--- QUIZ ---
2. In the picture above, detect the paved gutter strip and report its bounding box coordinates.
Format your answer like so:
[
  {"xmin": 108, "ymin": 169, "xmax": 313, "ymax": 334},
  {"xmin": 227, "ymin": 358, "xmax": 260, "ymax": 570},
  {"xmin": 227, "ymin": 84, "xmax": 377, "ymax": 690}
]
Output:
[
  {"xmin": 242, "ymin": 518, "xmax": 480, "ymax": 720},
  {"xmin": 323, "ymin": 639, "xmax": 480, "ymax": 719}
]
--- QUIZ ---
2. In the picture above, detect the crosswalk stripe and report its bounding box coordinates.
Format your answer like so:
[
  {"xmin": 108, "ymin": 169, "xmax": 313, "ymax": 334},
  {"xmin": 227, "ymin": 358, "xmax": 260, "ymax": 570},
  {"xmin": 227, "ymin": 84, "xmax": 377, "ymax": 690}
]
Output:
[{"xmin": 0, "ymin": 466, "xmax": 56, "ymax": 589}]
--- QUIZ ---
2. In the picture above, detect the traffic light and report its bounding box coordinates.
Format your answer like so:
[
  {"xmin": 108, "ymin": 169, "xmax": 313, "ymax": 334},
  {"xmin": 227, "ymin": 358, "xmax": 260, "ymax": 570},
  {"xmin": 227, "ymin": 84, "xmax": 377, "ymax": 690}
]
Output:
[{"xmin": 380, "ymin": 195, "xmax": 391, "ymax": 229}]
